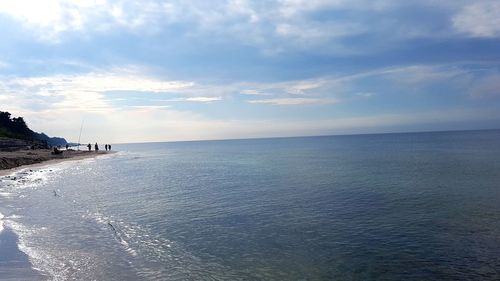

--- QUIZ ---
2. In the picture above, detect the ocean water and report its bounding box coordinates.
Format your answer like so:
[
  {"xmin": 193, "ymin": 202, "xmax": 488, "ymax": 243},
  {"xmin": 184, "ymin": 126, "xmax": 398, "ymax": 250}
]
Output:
[{"xmin": 1, "ymin": 130, "xmax": 500, "ymax": 280}]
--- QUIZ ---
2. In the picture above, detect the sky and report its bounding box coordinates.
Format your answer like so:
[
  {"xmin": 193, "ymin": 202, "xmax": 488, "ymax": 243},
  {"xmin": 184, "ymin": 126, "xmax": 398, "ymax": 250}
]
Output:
[{"xmin": 0, "ymin": 0, "xmax": 499, "ymax": 143}]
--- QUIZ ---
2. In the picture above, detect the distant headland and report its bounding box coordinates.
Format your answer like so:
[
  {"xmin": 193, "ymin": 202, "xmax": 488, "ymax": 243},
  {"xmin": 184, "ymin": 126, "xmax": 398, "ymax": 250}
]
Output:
[
  {"xmin": 0, "ymin": 111, "xmax": 110, "ymax": 171},
  {"xmin": 0, "ymin": 111, "xmax": 67, "ymax": 149}
]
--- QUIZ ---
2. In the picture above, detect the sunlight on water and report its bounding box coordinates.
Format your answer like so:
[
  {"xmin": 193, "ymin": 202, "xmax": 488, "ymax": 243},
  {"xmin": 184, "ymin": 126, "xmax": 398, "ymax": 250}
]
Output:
[{"xmin": 1, "ymin": 130, "xmax": 500, "ymax": 280}]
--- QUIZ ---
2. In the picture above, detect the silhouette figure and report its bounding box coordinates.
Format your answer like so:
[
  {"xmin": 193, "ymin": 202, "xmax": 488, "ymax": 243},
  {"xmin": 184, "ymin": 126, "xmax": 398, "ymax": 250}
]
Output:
[
  {"xmin": 95, "ymin": 143, "xmax": 99, "ymax": 152},
  {"xmin": 52, "ymin": 147, "xmax": 63, "ymax": 155},
  {"xmin": 109, "ymin": 144, "xmax": 111, "ymax": 151},
  {"xmin": 87, "ymin": 143, "xmax": 91, "ymax": 151}
]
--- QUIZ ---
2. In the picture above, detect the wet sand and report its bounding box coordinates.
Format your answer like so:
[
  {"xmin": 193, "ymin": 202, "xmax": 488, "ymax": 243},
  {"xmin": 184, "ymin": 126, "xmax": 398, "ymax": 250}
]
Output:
[
  {"xmin": 0, "ymin": 227, "xmax": 47, "ymax": 281},
  {"xmin": 0, "ymin": 149, "xmax": 113, "ymax": 280},
  {"xmin": 0, "ymin": 149, "xmax": 110, "ymax": 176}
]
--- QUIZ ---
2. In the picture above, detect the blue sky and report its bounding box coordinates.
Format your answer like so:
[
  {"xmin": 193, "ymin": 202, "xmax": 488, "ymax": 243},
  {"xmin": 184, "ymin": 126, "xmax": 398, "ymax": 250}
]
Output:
[{"xmin": 0, "ymin": 0, "xmax": 499, "ymax": 143}]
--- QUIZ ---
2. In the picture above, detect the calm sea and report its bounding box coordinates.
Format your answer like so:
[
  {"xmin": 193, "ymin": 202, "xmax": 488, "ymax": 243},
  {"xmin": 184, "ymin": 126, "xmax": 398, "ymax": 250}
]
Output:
[{"xmin": 1, "ymin": 130, "xmax": 500, "ymax": 280}]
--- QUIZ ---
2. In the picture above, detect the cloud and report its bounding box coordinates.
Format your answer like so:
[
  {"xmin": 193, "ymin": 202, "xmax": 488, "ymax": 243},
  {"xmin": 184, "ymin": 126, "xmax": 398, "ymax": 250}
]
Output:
[
  {"xmin": 0, "ymin": 0, "xmax": 171, "ymax": 41},
  {"xmin": 2, "ymin": 62, "xmax": 497, "ymax": 116},
  {"xmin": 1, "ymin": 2, "xmax": 500, "ymax": 143},
  {"xmin": 452, "ymin": 1, "xmax": 500, "ymax": 37},
  {"xmin": 242, "ymin": 63, "xmax": 500, "ymax": 106},
  {"xmin": 248, "ymin": 97, "xmax": 338, "ymax": 106},
  {"xmin": 0, "ymin": 67, "xmax": 196, "ymax": 116},
  {"xmin": 0, "ymin": 0, "xmax": 488, "ymax": 55},
  {"xmin": 16, "ymin": 106, "xmax": 235, "ymax": 143},
  {"xmin": 1, "ymin": 62, "xmax": 500, "ymax": 142},
  {"xmin": 466, "ymin": 72, "xmax": 500, "ymax": 98},
  {"xmin": 376, "ymin": 65, "xmax": 467, "ymax": 85},
  {"xmin": 214, "ymin": 76, "xmax": 346, "ymax": 106},
  {"xmin": 152, "ymin": 97, "xmax": 223, "ymax": 103},
  {"xmin": 9, "ymin": 71, "xmax": 192, "ymax": 93},
  {"xmin": 355, "ymin": 92, "xmax": 375, "ymax": 98},
  {"xmin": 282, "ymin": 80, "xmax": 327, "ymax": 95},
  {"xmin": 128, "ymin": 105, "xmax": 171, "ymax": 110},
  {"xmin": 277, "ymin": 0, "xmax": 398, "ymax": 17},
  {"xmin": 274, "ymin": 21, "xmax": 365, "ymax": 49},
  {"xmin": 240, "ymin": 90, "xmax": 269, "ymax": 96},
  {"xmin": 236, "ymin": 64, "xmax": 464, "ymax": 103},
  {"xmin": 185, "ymin": 96, "xmax": 222, "ymax": 102},
  {"xmin": 0, "ymin": 68, "xmax": 226, "ymax": 142}
]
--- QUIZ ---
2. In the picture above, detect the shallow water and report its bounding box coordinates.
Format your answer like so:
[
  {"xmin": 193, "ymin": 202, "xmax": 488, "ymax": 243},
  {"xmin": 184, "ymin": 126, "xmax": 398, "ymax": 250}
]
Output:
[{"xmin": 1, "ymin": 130, "xmax": 500, "ymax": 280}]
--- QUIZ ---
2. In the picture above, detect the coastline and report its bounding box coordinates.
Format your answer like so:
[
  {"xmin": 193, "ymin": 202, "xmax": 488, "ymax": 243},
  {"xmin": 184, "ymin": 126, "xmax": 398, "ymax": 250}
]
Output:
[
  {"xmin": 0, "ymin": 149, "xmax": 113, "ymax": 176},
  {"xmin": 0, "ymin": 149, "xmax": 114, "ymax": 280},
  {"xmin": 0, "ymin": 226, "xmax": 47, "ymax": 281}
]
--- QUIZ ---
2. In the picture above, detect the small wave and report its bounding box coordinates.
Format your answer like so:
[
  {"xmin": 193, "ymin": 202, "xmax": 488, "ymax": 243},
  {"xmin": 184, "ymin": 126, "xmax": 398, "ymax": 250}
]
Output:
[
  {"xmin": 0, "ymin": 191, "xmax": 12, "ymax": 198},
  {"xmin": 6, "ymin": 220, "xmax": 57, "ymax": 280},
  {"xmin": 0, "ymin": 212, "xmax": 4, "ymax": 232},
  {"xmin": 86, "ymin": 210, "xmax": 139, "ymax": 257},
  {"xmin": 107, "ymin": 221, "xmax": 138, "ymax": 256},
  {"xmin": 0, "ymin": 168, "xmax": 59, "ymax": 192}
]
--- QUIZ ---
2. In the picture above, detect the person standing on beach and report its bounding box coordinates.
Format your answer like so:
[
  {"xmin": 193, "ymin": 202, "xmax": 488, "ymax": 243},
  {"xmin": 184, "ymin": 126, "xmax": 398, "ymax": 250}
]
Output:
[
  {"xmin": 87, "ymin": 143, "xmax": 91, "ymax": 151},
  {"xmin": 95, "ymin": 143, "xmax": 99, "ymax": 152},
  {"xmin": 109, "ymin": 144, "xmax": 111, "ymax": 151},
  {"xmin": 104, "ymin": 144, "xmax": 108, "ymax": 151}
]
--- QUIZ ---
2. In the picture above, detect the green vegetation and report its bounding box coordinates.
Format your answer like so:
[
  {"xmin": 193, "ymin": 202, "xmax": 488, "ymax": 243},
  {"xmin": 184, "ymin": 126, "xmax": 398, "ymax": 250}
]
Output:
[
  {"xmin": 0, "ymin": 111, "xmax": 34, "ymax": 140},
  {"xmin": 0, "ymin": 111, "xmax": 67, "ymax": 146}
]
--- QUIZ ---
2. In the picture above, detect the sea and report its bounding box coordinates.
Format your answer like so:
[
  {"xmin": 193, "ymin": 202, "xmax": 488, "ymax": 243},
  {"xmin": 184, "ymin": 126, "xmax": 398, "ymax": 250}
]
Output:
[{"xmin": 1, "ymin": 129, "xmax": 500, "ymax": 280}]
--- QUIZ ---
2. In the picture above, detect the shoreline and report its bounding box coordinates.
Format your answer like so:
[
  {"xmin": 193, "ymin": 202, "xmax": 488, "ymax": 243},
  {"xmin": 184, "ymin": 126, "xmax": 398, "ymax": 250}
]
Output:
[
  {"xmin": 0, "ymin": 149, "xmax": 115, "ymax": 279},
  {"xmin": 0, "ymin": 225, "xmax": 47, "ymax": 281},
  {"xmin": 0, "ymin": 149, "xmax": 113, "ymax": 176}
]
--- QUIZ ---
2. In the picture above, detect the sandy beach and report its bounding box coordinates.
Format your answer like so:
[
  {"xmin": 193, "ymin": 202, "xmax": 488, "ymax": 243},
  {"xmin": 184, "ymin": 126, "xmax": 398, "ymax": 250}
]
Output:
[{"xmin": 0, "ymin": 149, "xmax": 110, "ymax": 176}]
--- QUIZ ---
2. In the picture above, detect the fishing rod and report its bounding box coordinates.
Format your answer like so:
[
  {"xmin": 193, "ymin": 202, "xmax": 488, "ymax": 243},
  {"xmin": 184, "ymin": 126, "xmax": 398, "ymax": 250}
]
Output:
[{"xmin": 77, "ymin": 118, "xmax": 84, "ymax": 151}]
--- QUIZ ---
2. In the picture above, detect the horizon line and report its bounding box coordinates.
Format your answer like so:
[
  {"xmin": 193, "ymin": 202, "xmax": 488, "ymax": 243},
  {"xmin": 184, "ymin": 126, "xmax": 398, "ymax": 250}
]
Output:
[{"xmin": 106, "ymin": 127, "xmax": 500, "ymax": 146}]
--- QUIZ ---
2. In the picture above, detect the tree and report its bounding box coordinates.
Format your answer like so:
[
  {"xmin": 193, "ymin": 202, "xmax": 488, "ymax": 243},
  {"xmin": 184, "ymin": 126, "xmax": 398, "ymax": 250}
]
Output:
[
  {"xmin": 0, "ymin": 111, "xmax": 34, "ymax": 140},
  {"xmin": 0, "ymin": 111, "xmax": 11, "ymax": 126},
  {"xmin": 0, "ymin": 111, "xmax": 67, "ymax": 145}
]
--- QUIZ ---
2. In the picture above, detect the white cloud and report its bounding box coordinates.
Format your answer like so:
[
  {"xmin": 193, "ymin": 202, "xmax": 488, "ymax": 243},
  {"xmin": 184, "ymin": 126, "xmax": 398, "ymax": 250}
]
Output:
[
  {"xmin": 15, "ymin": 106, "xmax": 235, "ymax": 143},
  {"xmin": 277, "ymin": 0, "xmax": 396, "ymax": 18},
  {"xmin": 239, "ymin": 63, "xmax": 500, "ymax": 107},
  {"xmin": 240, "ymin": 89, "xmax": 269, "ymax": 96},
  {"xmin": 0, "ymin": 68, "xmax": 195, "ymax": 115},
  {"xmin": 9, "ymin": 73, "xmax": 192, "ymax": 93},
  {"xmin": 452, "ymin": 1, "xmax": 500, "ymax": 37},
  {"xmin": 282, "ymin": 80, "xmax": 326, "ymax": 95},
  {"xmin": 466, "ymin": 72, "xmax": 500, "ymax": 98},
  {"xmin": 239, "ymin": 77, "xmax": 344, "ymax": 99},
  {"xmin": 0, "ymin": 0, "xmax": 170, "ymax": 41},
  {"xmin": 1, "ymin": 62, "xmax": 499, "ymax": 142},
  {"xmin": 0, "ymin": 0, "xmax": 481, "ymax": 52},
  {"xmin": 275, "ymin": 21, "xmax": 364, "ymax": 45},
  {"xmin": 248, "ymin": 97, "xmax": 338, "ymax": 106},
  {"xmin": 377, "ymin": 65, "xmax": 467, "ymax": 85},
  {"xmin": 355, "ymin": 92, "xmax": 375, "ymax": 98},
  {"xmin": 185, "ymin": 96, "xmax": 222, "ymax": 102},
  {"xmin": 128, "ymin": 105, "xmax": 171, "ymax": 110},
  {"xmin": 231, "ymin": 64, "xmax": 490, "ymax": 107}
]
